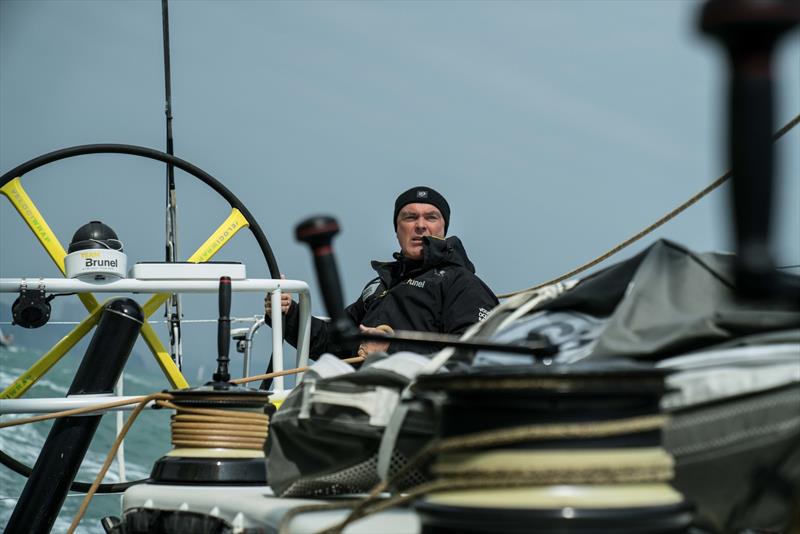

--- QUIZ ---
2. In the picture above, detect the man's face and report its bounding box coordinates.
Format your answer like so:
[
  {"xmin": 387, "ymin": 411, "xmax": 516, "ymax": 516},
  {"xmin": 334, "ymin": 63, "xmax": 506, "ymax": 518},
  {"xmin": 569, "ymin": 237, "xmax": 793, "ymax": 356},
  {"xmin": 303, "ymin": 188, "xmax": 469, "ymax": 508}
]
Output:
[{"xmin": 396, "ymin": 203, "xmax": 445, "ymax": 260}]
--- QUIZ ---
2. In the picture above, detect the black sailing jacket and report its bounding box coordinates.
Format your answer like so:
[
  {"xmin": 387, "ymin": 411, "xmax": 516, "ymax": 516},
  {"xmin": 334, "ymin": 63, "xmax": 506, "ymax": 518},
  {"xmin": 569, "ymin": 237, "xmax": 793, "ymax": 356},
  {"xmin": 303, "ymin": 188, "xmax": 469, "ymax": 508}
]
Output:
[{"xmin": 278, "ymin": 235, "xmax": 498, "ymax": 357}]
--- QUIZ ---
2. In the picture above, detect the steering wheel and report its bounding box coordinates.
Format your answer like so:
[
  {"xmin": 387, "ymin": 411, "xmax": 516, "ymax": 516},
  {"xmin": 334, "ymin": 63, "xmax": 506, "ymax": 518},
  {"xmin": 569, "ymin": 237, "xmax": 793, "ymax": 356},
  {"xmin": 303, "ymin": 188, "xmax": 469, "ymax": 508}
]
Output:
[{"xmin": 0, "ymin": 143, "xmax": 281, "ymax": 395}]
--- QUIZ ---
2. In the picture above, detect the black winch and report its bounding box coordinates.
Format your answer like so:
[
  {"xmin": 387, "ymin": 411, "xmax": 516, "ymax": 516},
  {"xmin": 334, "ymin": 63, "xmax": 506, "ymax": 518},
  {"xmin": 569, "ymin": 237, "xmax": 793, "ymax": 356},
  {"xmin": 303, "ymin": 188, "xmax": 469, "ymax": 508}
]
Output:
[
  {"xmin": 412, "ymin": 362, "xmax": 693, "ymax": 534},
  {"xmin": 148, "ymin": 276, "xmax": 274, "ymax": 486}
]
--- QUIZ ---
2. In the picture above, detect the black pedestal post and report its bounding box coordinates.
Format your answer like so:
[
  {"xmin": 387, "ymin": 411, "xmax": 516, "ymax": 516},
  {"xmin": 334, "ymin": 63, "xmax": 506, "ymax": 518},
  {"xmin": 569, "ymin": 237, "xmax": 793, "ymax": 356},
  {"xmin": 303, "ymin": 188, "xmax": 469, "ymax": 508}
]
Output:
[{"xmin": 6, "ymin": 298, "xmax": 143, "ymax": 534}]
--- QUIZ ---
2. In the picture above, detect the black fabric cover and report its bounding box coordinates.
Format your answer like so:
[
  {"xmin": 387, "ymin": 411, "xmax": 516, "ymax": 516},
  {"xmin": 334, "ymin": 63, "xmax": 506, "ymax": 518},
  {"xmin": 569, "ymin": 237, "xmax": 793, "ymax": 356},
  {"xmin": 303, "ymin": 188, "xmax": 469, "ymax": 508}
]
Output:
[
  {"xmin": 538, "ymin": 240, "xmax": 799, "ymax": 360},
  {"xmin": 266, "ymin": 358, "xmax": 435, "ymax": 497},
  {"xmin": 665, "ymin": 383, "xmax": 800, "ymax": 532}
]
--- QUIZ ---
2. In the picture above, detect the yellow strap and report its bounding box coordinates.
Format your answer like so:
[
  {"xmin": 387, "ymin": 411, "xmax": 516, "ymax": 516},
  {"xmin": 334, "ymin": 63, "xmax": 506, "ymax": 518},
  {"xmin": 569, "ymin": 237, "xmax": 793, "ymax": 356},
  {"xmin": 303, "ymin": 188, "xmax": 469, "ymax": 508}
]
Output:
[
  {"xmin": 1, "ymin": 177, "xmax": 70, "ymax": 273},
  {"xmin": 189, "ymin": 207, "xmax": 250, "ymax": 264}
]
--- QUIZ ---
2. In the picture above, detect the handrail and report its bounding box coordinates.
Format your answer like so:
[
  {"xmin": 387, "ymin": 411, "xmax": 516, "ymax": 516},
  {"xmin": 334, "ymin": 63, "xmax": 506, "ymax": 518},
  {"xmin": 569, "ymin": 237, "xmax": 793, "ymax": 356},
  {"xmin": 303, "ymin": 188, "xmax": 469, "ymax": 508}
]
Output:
[
  {"xmin": 0, "ymin": 395, "xmax": 157, "ymax": 415},
  {"xmin": 0, "ymin": 277, "xmax": 311, "ymax": 394},
  {"xmin": 238, "ymin": 317, "xmax": 266, "ymax": 378},
  {"xmin": 0, "ymin": 278, "xmax": 308, "ymax": 293}
]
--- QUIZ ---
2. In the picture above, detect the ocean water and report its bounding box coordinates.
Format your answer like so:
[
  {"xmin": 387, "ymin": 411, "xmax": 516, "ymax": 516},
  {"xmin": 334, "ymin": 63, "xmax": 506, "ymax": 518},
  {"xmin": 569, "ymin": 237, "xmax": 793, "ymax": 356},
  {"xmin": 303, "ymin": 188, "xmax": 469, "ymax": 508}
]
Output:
[{"xmin": 1, "ymin": 345, "xmax": 173, "ymax": 533}]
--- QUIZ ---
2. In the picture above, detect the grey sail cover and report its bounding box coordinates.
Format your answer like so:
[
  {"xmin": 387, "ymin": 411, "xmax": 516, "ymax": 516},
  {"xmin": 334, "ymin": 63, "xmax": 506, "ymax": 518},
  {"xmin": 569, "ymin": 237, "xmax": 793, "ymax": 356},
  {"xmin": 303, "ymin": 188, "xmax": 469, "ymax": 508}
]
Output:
[{"xmin": 534, "ymin": 239, "xmax": 799, "ymax": 361}]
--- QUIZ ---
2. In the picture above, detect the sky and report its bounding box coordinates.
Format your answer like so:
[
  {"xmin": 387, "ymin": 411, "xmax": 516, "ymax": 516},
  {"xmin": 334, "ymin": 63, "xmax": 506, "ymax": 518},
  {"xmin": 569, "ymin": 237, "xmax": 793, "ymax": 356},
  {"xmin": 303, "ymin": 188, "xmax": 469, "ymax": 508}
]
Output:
[{"xmin": 1, "ymin": 0, "xmax": 798, "ymax": 379}]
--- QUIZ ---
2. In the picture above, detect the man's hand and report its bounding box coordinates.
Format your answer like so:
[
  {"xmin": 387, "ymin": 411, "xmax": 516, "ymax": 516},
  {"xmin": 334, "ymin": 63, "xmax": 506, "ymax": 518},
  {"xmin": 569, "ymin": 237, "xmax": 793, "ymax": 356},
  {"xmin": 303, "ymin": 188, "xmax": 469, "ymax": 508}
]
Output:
[
  {"xmin": 264, "ymin": 274, "xmax": 293, "ymax": 317},
  {"xmin": 357, "ymin": 324, "xmax": 393, "ymax": 358}
]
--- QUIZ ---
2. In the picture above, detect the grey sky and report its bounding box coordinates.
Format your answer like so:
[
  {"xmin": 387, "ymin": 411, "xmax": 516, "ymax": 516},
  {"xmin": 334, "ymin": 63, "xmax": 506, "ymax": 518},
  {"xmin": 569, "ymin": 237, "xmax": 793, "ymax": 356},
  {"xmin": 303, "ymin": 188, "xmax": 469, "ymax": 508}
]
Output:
[{"xmin": 1, "ymin": 0, "xmax": 798, "ymax": 376}]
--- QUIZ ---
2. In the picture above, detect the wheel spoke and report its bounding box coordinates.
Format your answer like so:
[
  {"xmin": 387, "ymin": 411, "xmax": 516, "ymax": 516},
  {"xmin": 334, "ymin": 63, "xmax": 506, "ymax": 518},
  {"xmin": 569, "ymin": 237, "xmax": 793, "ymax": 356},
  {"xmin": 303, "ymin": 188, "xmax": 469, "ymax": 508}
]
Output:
[
  {"xmin": 1, "ymin": 177, "xmax": 103, "ymax": 313},
  {"xmin": 140, "ymin": 208, "xmax": 250, "ymax": 317},
  {"xmin": 138, "ymin": 321, "xmax": 188, "ymax": 389},
  {"xmin": 0, "ymin": 304, "xmax": 104, "ymax": 398},
  {"xmin": 185, "ymin": 207, "xmax": 250, "ymax": 263},
  {"xmin": 1, "ymin": 177, "xmax": 73, "ymax": 274}
]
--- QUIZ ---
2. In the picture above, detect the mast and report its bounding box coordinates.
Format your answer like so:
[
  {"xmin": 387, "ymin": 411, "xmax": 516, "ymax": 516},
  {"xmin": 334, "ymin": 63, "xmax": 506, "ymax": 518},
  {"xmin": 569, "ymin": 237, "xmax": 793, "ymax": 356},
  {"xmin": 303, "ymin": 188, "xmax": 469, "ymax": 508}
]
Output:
[{"xmin": 162, "ymin": 0, "xmax": 183, "ymax": 368}]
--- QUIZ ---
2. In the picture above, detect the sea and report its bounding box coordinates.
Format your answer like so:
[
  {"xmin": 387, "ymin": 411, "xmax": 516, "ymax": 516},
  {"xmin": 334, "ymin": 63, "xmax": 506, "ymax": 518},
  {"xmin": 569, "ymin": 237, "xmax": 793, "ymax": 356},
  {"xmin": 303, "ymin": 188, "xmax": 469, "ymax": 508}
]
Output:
[{"xmin": 1, "ymin": 344, "xmax": 173, "ymax": 533}]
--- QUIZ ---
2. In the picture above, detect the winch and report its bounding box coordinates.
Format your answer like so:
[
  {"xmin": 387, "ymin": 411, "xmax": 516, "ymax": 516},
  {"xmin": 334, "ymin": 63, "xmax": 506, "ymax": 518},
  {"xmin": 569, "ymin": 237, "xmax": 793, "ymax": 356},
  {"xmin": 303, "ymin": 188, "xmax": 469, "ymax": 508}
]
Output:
[
  {"xmin": 411, "ymin": 363, "xmax": 693, "ymax": 534},
  {"xmin": 108, "ymin": 277, "xmax": 275, "ymax": 534}
]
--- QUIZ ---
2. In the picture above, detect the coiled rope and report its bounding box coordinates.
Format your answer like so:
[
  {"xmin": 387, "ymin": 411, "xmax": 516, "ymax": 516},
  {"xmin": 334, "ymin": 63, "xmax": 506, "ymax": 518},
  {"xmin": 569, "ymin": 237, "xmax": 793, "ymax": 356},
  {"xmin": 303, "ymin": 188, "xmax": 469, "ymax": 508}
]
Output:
[
  {"xmin": 497, "ymin": 112, "xmax": 800, "ymax": 299},
  {"xmin": 161, "ymin": 399, "xmax": 269, "ymax": 450}
]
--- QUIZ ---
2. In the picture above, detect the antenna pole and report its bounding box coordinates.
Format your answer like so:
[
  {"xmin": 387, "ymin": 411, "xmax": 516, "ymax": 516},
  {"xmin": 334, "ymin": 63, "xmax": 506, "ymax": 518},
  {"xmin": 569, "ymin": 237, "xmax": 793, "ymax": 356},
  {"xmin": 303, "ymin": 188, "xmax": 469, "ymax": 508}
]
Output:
[{"xmin": 162, "ymin": 0, "xmax": 183, "ymax": 368}]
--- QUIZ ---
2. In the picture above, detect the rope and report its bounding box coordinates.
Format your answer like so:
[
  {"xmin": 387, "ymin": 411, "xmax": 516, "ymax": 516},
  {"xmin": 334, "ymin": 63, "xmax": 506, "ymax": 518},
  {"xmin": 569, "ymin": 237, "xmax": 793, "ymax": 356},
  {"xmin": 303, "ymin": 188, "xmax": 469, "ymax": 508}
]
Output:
[
  {"xmin": 0, "ymin": 395, "xmax": 160, "ymax": 429},
  {"xmin": 159, "ymin": 399, "xmax": 269, "ymax": 450},
  {"xmin": 430, "ymin": 449, "xmax": 673, "ymax": 484},
  {"xmin": 497, "ymin": 112, "xmax": 800, "ymax": 299},
  {"xmin": 231, "ymin": 355, "xmax": 365, "ymax": 385},
  {"xmin": 436, "ymin": 415, "xmax": 667, "ymax": 451},
  {"xmin": 0, "ymin": 354, "xmax": 355, "ymax": 430}
]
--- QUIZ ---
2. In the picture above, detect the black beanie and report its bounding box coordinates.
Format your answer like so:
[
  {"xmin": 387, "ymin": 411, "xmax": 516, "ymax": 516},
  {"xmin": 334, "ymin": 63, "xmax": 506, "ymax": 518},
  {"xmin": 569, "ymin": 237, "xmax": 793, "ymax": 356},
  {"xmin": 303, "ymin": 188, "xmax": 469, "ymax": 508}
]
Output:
[{"xmin": 393, "ymin": 186, "xmax": 450, "ymax": 234}]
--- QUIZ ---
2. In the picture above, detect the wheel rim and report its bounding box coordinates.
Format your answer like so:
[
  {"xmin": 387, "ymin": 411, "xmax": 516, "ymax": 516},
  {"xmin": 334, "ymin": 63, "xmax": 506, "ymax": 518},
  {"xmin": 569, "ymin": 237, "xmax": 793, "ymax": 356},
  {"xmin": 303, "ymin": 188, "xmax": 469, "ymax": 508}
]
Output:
[{"xmin": 0, "ymin": 143, "xmax": 280, "ymax": 278}]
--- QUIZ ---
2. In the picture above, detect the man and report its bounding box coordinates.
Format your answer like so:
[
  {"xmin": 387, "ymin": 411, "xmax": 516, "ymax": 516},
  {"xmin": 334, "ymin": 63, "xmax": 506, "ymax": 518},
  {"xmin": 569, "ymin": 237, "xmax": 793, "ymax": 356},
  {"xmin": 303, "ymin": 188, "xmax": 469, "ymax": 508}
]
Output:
[{"xmin": 265, "ymin": 186, "xmax": 498, "ymax": 358}]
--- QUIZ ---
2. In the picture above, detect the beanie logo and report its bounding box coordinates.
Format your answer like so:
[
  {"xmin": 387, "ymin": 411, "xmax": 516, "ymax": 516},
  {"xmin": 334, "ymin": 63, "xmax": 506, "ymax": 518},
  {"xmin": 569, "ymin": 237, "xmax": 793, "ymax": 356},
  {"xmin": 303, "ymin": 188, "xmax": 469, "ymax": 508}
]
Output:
[{"xmin": 416, "ymin": 190, "xmax": 428, "ymax": 199}]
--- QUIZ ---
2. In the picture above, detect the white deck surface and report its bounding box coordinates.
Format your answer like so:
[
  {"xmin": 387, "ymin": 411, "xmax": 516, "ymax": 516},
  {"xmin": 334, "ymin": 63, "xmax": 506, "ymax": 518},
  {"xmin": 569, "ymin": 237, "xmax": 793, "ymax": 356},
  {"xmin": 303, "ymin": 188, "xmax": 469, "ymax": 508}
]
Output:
[{"xmin": 123, "ymin": 483, "xmax": 420, "ymax": 534}]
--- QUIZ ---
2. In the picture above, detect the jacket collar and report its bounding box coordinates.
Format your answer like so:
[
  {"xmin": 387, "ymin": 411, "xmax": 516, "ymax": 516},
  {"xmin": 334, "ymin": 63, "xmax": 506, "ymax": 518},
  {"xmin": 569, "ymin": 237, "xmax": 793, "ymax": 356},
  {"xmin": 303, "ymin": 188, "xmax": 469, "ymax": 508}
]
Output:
[{"xmin": 371, "ymin": 235, "xmax": 475, "ymax": 286}]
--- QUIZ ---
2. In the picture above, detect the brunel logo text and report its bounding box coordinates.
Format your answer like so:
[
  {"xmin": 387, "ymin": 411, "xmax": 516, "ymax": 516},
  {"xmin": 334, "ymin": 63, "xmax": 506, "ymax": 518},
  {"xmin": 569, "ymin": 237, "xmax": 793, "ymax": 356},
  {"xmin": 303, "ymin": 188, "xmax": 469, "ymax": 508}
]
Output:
[{"xmin": 84, "ymin": 258, "xmax": 118, "ymax": 268}]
